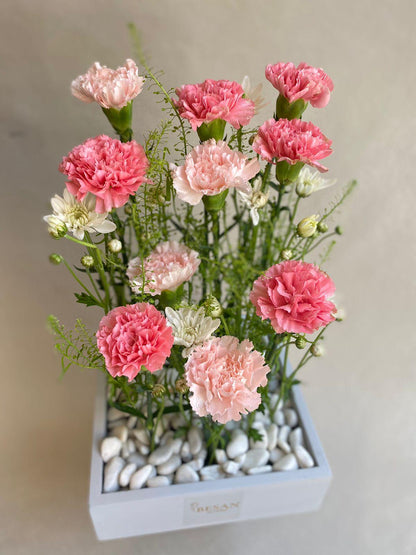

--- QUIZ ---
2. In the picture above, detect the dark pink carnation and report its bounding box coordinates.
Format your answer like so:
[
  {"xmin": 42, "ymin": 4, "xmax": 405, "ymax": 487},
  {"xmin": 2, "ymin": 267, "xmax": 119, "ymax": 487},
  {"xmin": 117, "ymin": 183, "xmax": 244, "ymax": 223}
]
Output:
[
  {"xmin": 249, "ymin": 260, "xmax": 336, "ymax": 334},
  {"xmin": 173, "ymin": 79, "xmax": 255, "ymax": 130},
  {"xmin": 265, "ymin": 62, "xmax": 333, "ymax": 108},
  {"xmin": 59, "ymin": 135, "xmax": 149, "ymax": 213},
  {"xmin": 96, "ymin": 303, "xmax": 173, "ymax": 381},
  {"xmin": 252, "ymin": 118, "xmax": 332, "ymax": 172}
]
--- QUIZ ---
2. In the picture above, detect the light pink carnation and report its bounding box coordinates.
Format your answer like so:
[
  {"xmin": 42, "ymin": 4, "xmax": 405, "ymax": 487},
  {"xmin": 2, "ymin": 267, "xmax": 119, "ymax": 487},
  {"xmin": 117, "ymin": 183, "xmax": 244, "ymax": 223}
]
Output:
[
  {"xmin": 170, "ymin": 139, "xmax": 260, "ymax": 205},
  {"xmin": 71, "ymin": 59, "xmax": 145, "ymax": 110},
  {"xmin": 250, "ymin": 260, "xmax": 336, "ymax": 334},
  {"xmin": 59, "ymin": 135, "xmax": 149, "ymax": 213},
  {"xmin": 96, "ymin": 303, "xmax": 173, "ymax": 381},
  {"xmin": 252, "ymin": 118, "xmax": 332, "ymax": 172},
  {"xmin": 127, "ymin": 241, "xmax": 200, "ymax": 296},
  {"xmin": 185, "ymin": 336, "xmax": 270, "ymax": 424},
  {"xmin": 265, "ymin": 62, "xmax": 333, "ymax": 108},
  {"xmin": 173, "ymin": 79, "xmax": 255, "ymax": 130}
]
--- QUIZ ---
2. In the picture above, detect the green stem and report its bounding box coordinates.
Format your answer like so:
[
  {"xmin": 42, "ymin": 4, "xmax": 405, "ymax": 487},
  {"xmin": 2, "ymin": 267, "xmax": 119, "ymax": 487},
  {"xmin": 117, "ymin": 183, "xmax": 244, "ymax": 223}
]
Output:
[{"xmin": 85, "ymin": 232, "xmax": 112, "ymax": 314}]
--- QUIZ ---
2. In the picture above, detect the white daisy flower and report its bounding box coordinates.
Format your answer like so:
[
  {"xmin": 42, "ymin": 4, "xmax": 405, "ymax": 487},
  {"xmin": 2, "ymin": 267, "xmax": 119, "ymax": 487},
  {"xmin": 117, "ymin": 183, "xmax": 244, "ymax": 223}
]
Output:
[
  {"xmin": 43, "ymin": 189, "xmax": 116, "ymax": 240},
  {"xmin": 238, "ymin": 176, "xmax": 269, "ymax": 225},
  {"xmin": 295, "ymin": 167, "xmax": 337, "ymax": 198},
  {"xmin": 242, "ymin": 75, "xmax": 267, "ymax": 114},
  {"xmin": 165, "ymin": 306, "xmax": 221, "ymax": 357}
]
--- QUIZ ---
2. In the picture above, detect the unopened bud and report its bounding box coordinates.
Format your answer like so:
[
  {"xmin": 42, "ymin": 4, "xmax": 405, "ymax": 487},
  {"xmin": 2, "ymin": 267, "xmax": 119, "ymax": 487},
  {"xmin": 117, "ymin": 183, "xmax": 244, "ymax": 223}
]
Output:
[
  {"xmin": 281, "ymin": 249, "xmax": 292, "ymax": 260},
  {"xmin": 108, "ymin": 239, "xmax": 122, "ymax": 253},
  {"xmin": 203, "ymin": 295, "xmax": 223, "ymax": 318},
  {"xmin": 335, "ymin": 225, "xmax": 343, "ymax": 235},
  {"xmin": 317, "ymin": 221, "xmax": 328, "ymax": 233},
  {"xmin": 47, "ymin": 216, "xmax": 67, "ymax": 239},
  {"xmin": 152, "ymin": 383, "xmax": 166, "ymax": 398},
  {"xmin": 175, "ymin": 378, "xmax": 189, "ymax": 394},
  {"xmin": 335, "ymin": 307, "xmax": 346, "ymax": 322},
  {"xmin": 297, "ymin": 215, "xmax": 319, "ymax": 238},
  {"xmin": 295, "ymin": 336, "xmax": 307, "ymax": 349},
  {"xmin": 249, "ymin": 134, "xmax": 256, "ymax": 145},
  {"xmin": 310, "ymin": 343, "xmax": 325, "ymax": 357},
  {"xmin": 49, "ymin": 253, "xmax": 63, "ymax": 265},
  {"xmin": 81, "ymin": 255, "xmax": 94, "ymax": 268},
  {"xmin": 124, "ymin": 204, "xmax": 132, "ymax": 215}
]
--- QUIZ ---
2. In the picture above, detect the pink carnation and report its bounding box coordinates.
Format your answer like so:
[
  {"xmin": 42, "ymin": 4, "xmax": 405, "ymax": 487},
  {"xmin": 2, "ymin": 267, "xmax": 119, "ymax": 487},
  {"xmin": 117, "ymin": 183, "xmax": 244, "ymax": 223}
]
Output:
[
  {"xmin": 170, "ymin": 139, "xmax": 260, "ymax": 205},
  {"xmin": 127, "ymin": 241, "xmax": 200, "ymax": 296},
  {"xmin": 71, "ymin": 59, "xmax": 145, "ymax": 110},
  {"xmin": 59, "ymin": 135, "xmax": 149, "ymax": 213},
  {"xmin": 96, "ymin": 303, "xmax": 173, "ymax": 381},
  {"xmin": 173, "ymin": 79, "xmax": 255, "ymax": 130},
  {"xmin": 252, "ymin": 118, "xmax": 332, "ymax": 172},
  {"xmin": 185, "ymin": 336, "xmax": 270, "ymax": 424},
  {"xmin": 265, "ymin": 62, "xmax": 333, "ymax": 108},
  {"xmin": 249, "ymin": 260, "xmax": 336, "ymax": 334}
]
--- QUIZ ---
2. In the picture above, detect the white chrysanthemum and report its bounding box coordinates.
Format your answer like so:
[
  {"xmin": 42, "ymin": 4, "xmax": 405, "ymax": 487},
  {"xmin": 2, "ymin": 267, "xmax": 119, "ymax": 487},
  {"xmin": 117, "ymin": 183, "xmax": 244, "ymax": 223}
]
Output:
[
  {"xmin": 165, "ymin": 306, "xmax": 221, "ymax": 357},
  {"xmin": 242, "ymin": 76, "xmax": 267, "ymax": 114},
  {"xmin": 238, "ymin": 176, "xmax": 269, "ymax": 225},
  {"xmin": 295, "ymin": 166, "xmax": 336, "ymax": 197},
  {"xmin": 43, "ymin": 189, "xmax": 116, "ymax": 240}
]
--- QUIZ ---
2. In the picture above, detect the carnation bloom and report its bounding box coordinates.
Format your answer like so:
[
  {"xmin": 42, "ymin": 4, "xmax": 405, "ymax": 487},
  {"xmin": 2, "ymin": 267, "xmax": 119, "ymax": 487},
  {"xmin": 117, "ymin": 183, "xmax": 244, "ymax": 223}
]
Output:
[
  {"xmin": 59, "ymin": 135, "xmax": 149, "ymax": 213},
  {"xmin": 96, "ymin": 303, "xmax": 173, "ymax": 381},
  {"xmin": 170, "ymin": 139, "xmax": 260, "ymax": 205},
  {"xmin": 265, "ymin": 62, "xmax": 333, "ymax": 108},
  {"xmin": 173, "ymin": 79, "xmax": 255, "ymax": 130},
  {"xmin": 43, "ymin": 189, "xmax": 116, "ymax": 240},
  {"xmin": 185, "ymin": 336, "xmax": 270, "ymax": 424},
  {"xmin": 165, "ymin": 306, "xmax": 221, "ymax": 357},
  {"xmin": 71, "ymin": 59, "xmax": 144, "ymax": 110},
  {"xmin": 250, "ymin": 260, "xmax": 336, "ymax": 334},
  {"xmin": 252, "ymin": 118, "xmax": 332, "ymax": 172},
  {"xmin": 127, "ymin": 241, "xmax": 200, "ymax": 295}
]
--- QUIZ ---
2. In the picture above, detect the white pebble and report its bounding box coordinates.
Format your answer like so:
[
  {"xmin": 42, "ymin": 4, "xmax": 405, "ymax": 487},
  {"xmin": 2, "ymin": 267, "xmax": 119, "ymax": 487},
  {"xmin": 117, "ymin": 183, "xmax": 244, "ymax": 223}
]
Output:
[
  {"xmin": 278, "ymin": 425, "xmax": 291, "ymax": 442},
  {"xmin": 121, "ymin": 442, "xmax": 131, "ymax": 459},
  {"xmin": 294, "ymin": 445, "xmax": 314, "ymax": 468},
  {"xmin": 130, "ymin": 464, "xmax": 154, "ymax": 489},
  {"xmin": 160, "ymin": 430, "xmax": 175, "ymax": 445},
  {"xmin": 267, "ymin": 424, "xmax": 278, "ymax": 450},
  {"xmin": 222, "ymin": 461, "xmax": 240, "ymax": 475},
  {"xmin": 200, "ymin": 465, "xmax": 226, "ymax": 481},
  {"xmin": 234, "ymin": 453, "xmax": 246, "ymax": 468},
  {"xmin": 276, "ymin": 438, "xmax": 291, "ymax": 454},
  {"xmin": 269, "ymin": 447, "xmax": 284, "ymax": 464},
  {"xmin": 215, "ymin": 449, "xmax": 227, "ymax": 464},
  {"xmin": 111, "ymin": 425, "xmax": 128, "ymax": 443},
  {"xmin": 273, "ymin": 410, "xmax": 285, "ymax": 426},
  {"xmin": 226, "ymin": 430, "xmax": 249, "ymax": 459},
  {"xmin": 188, "ymin": 427, "xmax": 203, "ymax": 456},
  {"xmin": 273, "ymin": 454, "xmax": 298, "ymax": 471},
  {"xmin": 107, "ymin": 407, "xmax": 127, "ymax": 422},
  {"xmin": 157, "ymin": 454, "xmax": 181, "ymax": 475},
  {"xmin": 127, "ymin": 416, "xmax": 138, "ymax": 429},
  {"xmin": 127, "ymin": 452, "xmax": 147, "ymax": 467},
  {"xmin": 180, "ymin": 441, "xmax": 192, "ymax": 462},
  {"xmin": 249, "ymin": 422, "xmax": 268, "ymax": 449},
  {"xmin": 242, "ymin": 448, "xmax": 269, "ymax": 471},
  {"xmin": 103, "ymin": 457, "xmax": 125, "ymax": 492},
  {"xmin": 108, "ymin": 418, "xmax": 127, "ymax": 430},
  {"xmin": 100, "ymin": 437, "xmax": 122, "ymax": 463},
  {"xmin": 175, "ymin": 464, "xmax": 200, "ymax": 484},
  {"xmin": 247, "ymin": 465, "xmax": 272, "ymax": 475},
  {"xmin": 148, "ymin": 444, "xmax": 173, "ymax": 466},
  {"xmin": 167, "ymin": 437, "xmax": 183, "ymax": 454},
  {"xmin": 147, "ymin": 476, "xmax": 170, "ymax": 488},
  {"xmin": 188, "ymin": 458, "xmax": 204, "ymax": 472},
  {"xmin": 119, "ymin": 463, "xmax": 137, "ymax": 487},
  {"xmin": 137, "ymin": 442, "xmax": 150, "ymax": 456},
  {"xmin": 133, "ymin": 429, "xmax": 150, "ymax": 446},
  {"xmin": 171, "ymin": 413, "xmax": 186, "ymax": 430},
  {"xmin": 289, "ymin": 427, "xmax": 304, "ymax": 449},
  {"xmin": 284, "ymin": 408, "xmax": 298, "ymax": 428}
]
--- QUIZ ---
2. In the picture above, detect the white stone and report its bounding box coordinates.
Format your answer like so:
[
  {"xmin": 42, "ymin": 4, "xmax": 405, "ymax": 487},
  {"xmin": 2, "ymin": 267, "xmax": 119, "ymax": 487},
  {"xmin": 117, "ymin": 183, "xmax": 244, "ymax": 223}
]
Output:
[
  {"xmin": 171, "ymin": 413, "xmax": 186, "ymax": 430},
  {"xmin": 121, "ymin": 442, "xmax": 130, "ymax": 459},
  {"xmin": 242, "ymin": 448, "xmax": 269, "ymax": 471},
  {"xmin": 234, "ymin": 453, "xmax": 246, "ymax": 468},
  {"xmin": 200, "ymin": 465, "xmax": 226, "ymax": 481},
  {"xmin": 254, "ymin": 411, "xmax": 270, "ymax": 424},
  {"xmin": 160, "ymin": 430, "xmax": 175, "ymax": 445},
  {"xmin": 162, "ymin": 413, "xmax": 173, "ymax": 428},
  {"xmin": 269, "ymin": 447, "xmax": 284, "ymax": 464},
  {"xmin": 111, "ymin": 424, "xmax": 128, "ymax": 443},
  {"xmin": 103, "ymin": 456, "xmax": 125, "ymax": 492},
  {"xmin": 108, "ymin": 418, "xmax": 127, "ymax": 430},
  {"xmin": 249, "ymin": 422, "xmax": 268, "ymax": 449},
  {"xmin": 247, "ymin": 465, "xmax": 272, "ymax": 475},
  {"xmin": 147, "ymin": 476, "xmax": 170, "ymax": 488},
  {"xmin": 127, "ymin": 415, "xmax": 138, "ymax": 429},
  {"xmin": 175, "ymin": 464, "xmax": 199, "ymax": 484},
  {"xmin": 188, "ymin": 458, "xmax": 204, "ymax": 472},
  {"xmin": 148, "ymin": 444, "xmax": 173, "ymax": 466},
  {"xmin": 188, "ymin": 427, "xmax": 203, "ymax": 455},
  {"xmin": 137, "ymin": 442, "xmax": 150, "ymax": 456},
  {"xmin": 157, "ymin": 454, "xmax": 181, "ymax": 475},
  {"xmin": 278, "ymin": 425, "xmax": 291, "ymax": 442},
  {"xmin": 273, "ymin": 454, "xmax": 298, "ymax": 471},
  {"xmin": 107, "ymin": 407, "xmax": 128, "ymax": 422},
  {"xmin": 133, "ymin": 429, "xmax": 150, "ymax": 446},
  {"xmin": 215, "ymin": 449, "xmax": 227, "ymax": 464},
  {"xmin": 284, "ymin": 408, "xmax": 298, "ymax": 428},
  {"xmin": 267, "ymin": 424, "xmax": 278, "ymax": 450},
  {"xmin": 119, "ymin": 463, "xmax": 137, "ymax": 487},
  {"xmin": 226, "ymin": 430, "xmax": 249, "ymax": 459},
  {"xmin": 100, "ymin": 437, "xmax": 122, "ymax": 463},
  {"xmin": 289, "ymin": 427, "xmax": 304, "ymax": 449},
  {"xmin": 276, "ymin": 438, "xmax": 291, "ymax": 454},
  {"xmin": 222, "ymin": 460, "xmax": 240, "ymax": 475},
  {"xmin": 130, "ymin": 464, "xmax": 154, "ymax": 489},
  {"xmin": 127, "ymin": 452, "xmax": 147, "ymax": 467},
  {"xmin": 180, "ymin": 441, "xmax": 192, "ymax": 462},
  {"xmin": 166, "ymin": 437, "xmax": 183, "ymax": 455},
  {"xmin": 273, "ymin": 410, "xmax": 285, "ymax": 426},
  {"xmin": 294, "ymin": 445, "xmax": 314, "ymax": 468}
]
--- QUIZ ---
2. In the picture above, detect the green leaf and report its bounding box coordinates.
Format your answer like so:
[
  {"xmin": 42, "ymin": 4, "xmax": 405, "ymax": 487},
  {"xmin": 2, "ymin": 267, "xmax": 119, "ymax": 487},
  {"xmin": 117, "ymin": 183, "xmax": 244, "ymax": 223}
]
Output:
[{"xmin": 74, "ymin": 292, "xmax": 103, "ymax": 308}]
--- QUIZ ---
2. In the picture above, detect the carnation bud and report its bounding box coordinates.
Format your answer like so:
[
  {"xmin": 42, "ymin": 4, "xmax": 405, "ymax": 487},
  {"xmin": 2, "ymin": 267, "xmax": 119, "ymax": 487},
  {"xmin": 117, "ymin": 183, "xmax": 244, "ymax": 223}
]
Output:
[
  {"xmin": 317, "ymin": 221, "xmax": 328, "ymax": 233},
  {"xmin": 49, "ymin": 253, "xmax": 63, "ymax": 265},
  {"xmin": 108, "ymin": 239, "xmax": 122, "ymax": 253},
  {"xmin": 295, "ymin": 336, "xmax": 307, "ymax": 349},
  {"xmin": 175, "ymin": 377, "xmax": 189, "ymax": 394},
  {"xmin": 47, "ymin": 216, "xmax": 67, "ymax": 239},
  {"xmin": 151, "ymin": 383, "xmax": 166, "ymax": 398},
  {"xmin": 203, "ymin": 295, "xmax": 223, "ymax": 318},
  {"xmin": 310, "ymin": 343, "xmax": 325, "ymax": 357},
  {"xmin": 281, "ymin": 249, "xmax": 292, "ymax": 260},
  {"xmin": 297, "ymin": 215, "xmax": 319, "ymax": 238},
  {"xmin": 335, "ymin": 225, "xmax": 343, "ymax": 235},
  {"xmin": 81, "ymin": 255, "xmax": 94, "ymax": 268}
]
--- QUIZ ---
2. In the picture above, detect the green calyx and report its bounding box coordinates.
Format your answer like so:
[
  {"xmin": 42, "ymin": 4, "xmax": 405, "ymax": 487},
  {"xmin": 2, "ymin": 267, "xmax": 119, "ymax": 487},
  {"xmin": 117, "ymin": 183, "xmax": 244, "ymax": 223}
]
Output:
[
  {"xmin": 202, "ymin": 190, "xmax": 229, "ymax": 212},
  {"xmin": 158, "ymin": 284, "xmax": 184, "ymax": 309},
  {"xmin": 275, "ymin": 95, "xmax": 307, "ymax": 121},
  {"xmin": 102, "ymin": 101, "xmax": 133, "ymax": 142},
  {"xmin": 275, "ymin": 161, "xmax": 304, "ymax": 185},
  {"xmin": 197, "ymin": 119, "xmax": 226, "ymax": 142}
]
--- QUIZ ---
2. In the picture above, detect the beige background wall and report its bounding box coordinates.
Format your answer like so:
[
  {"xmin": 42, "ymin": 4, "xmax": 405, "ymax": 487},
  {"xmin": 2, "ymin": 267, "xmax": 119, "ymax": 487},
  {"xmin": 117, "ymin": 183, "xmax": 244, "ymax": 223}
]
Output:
[{"xmin": 1, "ymin": 0, "xmax": 415, "ymax": 553}]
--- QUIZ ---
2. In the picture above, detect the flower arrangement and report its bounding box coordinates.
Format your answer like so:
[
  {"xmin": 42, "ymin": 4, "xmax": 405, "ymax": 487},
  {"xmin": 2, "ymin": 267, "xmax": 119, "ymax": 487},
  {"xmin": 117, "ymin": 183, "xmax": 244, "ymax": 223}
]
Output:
[{"xmin": 46, "ymin": 40, "xmax": 355, "ymax": 489}]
